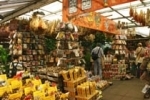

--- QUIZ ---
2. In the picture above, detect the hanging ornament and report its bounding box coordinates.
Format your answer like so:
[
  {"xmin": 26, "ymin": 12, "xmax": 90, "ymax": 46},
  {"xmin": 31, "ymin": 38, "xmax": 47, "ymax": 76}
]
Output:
[{"xmin": 130, "ymin": 3, "xmax": 134, "ymax": 17}]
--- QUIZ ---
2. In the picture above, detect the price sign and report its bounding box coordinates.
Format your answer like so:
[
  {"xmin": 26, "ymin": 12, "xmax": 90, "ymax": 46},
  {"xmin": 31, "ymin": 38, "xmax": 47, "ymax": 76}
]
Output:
[
  {"xmin": 69, "ymin": 0, "xmax": 77, "ymax": 14},
  {"xmin": 81, "ymin": 0, "xmax": 91, "ymax": 10}
]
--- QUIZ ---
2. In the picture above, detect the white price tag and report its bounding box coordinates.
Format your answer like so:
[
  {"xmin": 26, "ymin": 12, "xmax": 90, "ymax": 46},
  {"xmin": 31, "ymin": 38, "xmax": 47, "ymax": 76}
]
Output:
[{"xmin": 82, "ymin": 0, "xmax": 91, "ymax": 10}]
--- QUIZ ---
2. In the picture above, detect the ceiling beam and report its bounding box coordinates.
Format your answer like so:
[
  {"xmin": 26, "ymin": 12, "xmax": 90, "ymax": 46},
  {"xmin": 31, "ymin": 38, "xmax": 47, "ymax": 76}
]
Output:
[
  {"xmin": 109, "ymin": 6, "xmax": 138, "ymax": 26},
  {"xmin": 39, "ymin": 9, "xmax": 61, "ymax": 16},
  {"xmin": 125, "ymin": 25, "xmax": 147, "ymax": 28},
  {"xmin": 0, "ymin": 0, "xmax": 57, "ymax": 24},
  {"xmin": 99, "ymin": 2, "xmax": 150, "ymax": 14},
  {"xmin": 111, "ymin": 16, "xmax": 130, "ymax": 20}
]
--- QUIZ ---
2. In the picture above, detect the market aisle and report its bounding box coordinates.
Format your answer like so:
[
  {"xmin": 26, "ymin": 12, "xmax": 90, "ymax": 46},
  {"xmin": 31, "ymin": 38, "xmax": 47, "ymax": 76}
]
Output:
[{"xmin": 102, "ymin": 78, "xmax": 146, "ymax": 100}]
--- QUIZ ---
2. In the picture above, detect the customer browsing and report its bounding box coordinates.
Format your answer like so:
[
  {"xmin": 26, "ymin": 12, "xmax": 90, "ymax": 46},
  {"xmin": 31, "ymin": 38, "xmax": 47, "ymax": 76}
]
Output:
[{"xmin": 91, "ymin": 43, "xmax": 104, "ymax": 79}]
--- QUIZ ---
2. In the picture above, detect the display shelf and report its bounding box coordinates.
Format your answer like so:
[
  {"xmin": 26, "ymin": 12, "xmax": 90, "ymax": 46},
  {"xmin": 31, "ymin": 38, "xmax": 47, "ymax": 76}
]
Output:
[
  {"xmin": 9, "ymin": 31, "xmax": 46, "ymax": 75},
  {"xmin": 55, "ymin": 28, "xmax": 84, "ymax": 69},
  {"xmin": 112, "ymin": 33, "xmax": 127, "ymax": 55},
  {"xmin": 103, "ymin": 64, "xmax": 127, "ymax": 79},
  {"xmin": 54, "ymin": 23, "xmax": 85, "ymax": 93},
  {"xmin": 22, "ymin": 32, "xmax": 46, "ymax": 71}
]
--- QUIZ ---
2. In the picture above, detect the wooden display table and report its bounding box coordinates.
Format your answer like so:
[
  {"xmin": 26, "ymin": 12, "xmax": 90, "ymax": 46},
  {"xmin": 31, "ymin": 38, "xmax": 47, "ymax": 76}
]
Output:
[{"xmin": 76, "ymin": 90, "xmax": 99, "ymax": 100}]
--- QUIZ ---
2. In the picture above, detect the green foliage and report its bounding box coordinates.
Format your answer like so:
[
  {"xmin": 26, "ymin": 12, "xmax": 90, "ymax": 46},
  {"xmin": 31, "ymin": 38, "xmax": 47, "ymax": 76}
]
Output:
[
  {"xmin": 0, "ymin": 47, "xmax": 9, "ymax": 74},
  {"xmin": 81, "ymin": 40, "xmax": 93, "ymax": 50},
  {"xmin": 94, "ymin": 31, "xmax": 112, "ymax": 43},
  {"xmin": 106, "ymin": 36, "xmax": 112, "ymax": 42},
  {"xmin": 94, "ymin": 31, "xmax": 106, "ymax": 45},
  {"xmin": 83, "ymin": 50, "xmax": 91, "ymax": 71},
  {"xmin": 45, "ymin": 38, "xmax": 56, "ymax": 53},
  {"xmin": 0, "ymin": 47, "xmax": 8, "ymax": 65}
]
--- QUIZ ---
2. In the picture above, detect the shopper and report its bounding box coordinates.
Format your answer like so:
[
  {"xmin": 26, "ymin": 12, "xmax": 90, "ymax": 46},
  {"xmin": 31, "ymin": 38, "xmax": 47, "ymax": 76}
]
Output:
[
  {"xmin": 9, "ymin": 55, "xmax": 25, "ymax": 78},
  {"xmin": 140, "ymin": 41, "xmax": 150, "ymax": 81},
  {"xmin": 135, "ymin": 43, "xmax": 145, "ymax": 78},
  {"xmin": 91, "ymin": 43, "xmax": 104, "ymax": 79}
]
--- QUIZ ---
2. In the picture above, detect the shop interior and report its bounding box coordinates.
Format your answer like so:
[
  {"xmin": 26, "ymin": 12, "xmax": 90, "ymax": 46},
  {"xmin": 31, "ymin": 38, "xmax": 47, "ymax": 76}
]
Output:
[{"xmin": 0, "ymin": 0, "xmax": 150, "ymax": 100}]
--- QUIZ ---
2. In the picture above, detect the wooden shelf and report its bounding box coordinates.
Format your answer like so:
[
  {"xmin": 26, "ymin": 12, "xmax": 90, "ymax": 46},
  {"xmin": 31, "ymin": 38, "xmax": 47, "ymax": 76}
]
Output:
[{"xmin": 9, "ymin": 32, "xmax": 46, "ymax": 74}]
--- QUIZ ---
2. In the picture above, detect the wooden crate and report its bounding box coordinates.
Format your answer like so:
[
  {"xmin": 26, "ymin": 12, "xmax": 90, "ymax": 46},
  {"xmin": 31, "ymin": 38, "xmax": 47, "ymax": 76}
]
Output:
[
  {"xmin": 64, "ymin": 76, "xmax": 87, "ymax": 100},
  {"xmin": 64, "ymin": 76, "xmax": 87, "ymax": 88},
  {"xmin": 76, "ymin": 90, "xmax": 99, "ymax": 100}
]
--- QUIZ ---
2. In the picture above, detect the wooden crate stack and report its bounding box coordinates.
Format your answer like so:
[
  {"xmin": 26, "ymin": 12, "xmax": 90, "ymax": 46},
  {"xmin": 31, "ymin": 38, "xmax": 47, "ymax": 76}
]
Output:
[
  {"xmin": 64, "ymin": 76, "xmax": 87, "ymax": 99},
  {"xmin": 75, "ymin": 81, "xmax": 99, "ymax": 100},
  {"xmin": 60, "ymin": 67, "xmax": 99, "ymax": 100}
]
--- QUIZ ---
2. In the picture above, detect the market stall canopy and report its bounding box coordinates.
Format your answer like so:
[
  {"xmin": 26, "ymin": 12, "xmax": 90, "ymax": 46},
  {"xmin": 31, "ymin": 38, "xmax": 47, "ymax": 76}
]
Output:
[
  {"xmin": 0, "ymin": 0, "xmax": 39, "ymax": 20},
  {"xmin": 0, "ymin": 0, "xmax": 61, "ymax": 22},
  {"xmin": 0, "ymin": 0, "xmax": 150, "ymax": 36},
  {"xmin": 19, "ymin": 0, "xmax": 62, "ymax": 21}
]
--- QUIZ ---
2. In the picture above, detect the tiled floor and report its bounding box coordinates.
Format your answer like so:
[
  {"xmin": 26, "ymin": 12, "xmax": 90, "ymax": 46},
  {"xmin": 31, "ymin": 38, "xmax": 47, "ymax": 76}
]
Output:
[{"xmin": 102, "ymin": 78, "xmax": 147, "ymax": 100}]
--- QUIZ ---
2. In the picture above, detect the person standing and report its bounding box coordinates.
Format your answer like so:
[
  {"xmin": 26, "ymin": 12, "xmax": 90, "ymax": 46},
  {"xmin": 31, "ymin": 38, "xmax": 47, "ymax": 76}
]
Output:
[
  {"xmin": 135, "ymin": 43, "xmax": 145, "ymax": 78},
  {"xmin": 91, "ymin": 43, "xmax": 104, "ymax": 79},
  {"xmin": 9, "ymin": 55, "xmax": 19, "ymax": 78},
  {"xmin": 9, "ymin": 55, "xmax": 25, "ymax": 78}
]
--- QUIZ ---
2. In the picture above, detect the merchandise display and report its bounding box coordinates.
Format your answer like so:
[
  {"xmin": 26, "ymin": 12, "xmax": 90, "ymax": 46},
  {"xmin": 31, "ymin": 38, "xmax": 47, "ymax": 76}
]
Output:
[
  {"xmin": 0, "ymin": 74, "xmax": 69, "ymax": 100},
  {"xmin": 9, "ymin": 31, "xmax": 46, "ymax": 74},
  {"xmin": 96, "ymin": 80, "xmax": 109, "ymax": 89},
  {"xmin": 112, "ymin": 34, "xmax": 127, "ymax": 55},
  {"xmin": 55, "ymin": 22, "xmax": 84, "ymax": 69},
  {"xmin": 103, "ymin": 64, "xmax": 127, "ymax": 79},
  {"xmin": 60, "ymin": 67, "xmax": 103, "ymax": 100},
  {"xmin": 38, "ymin": 67, "xmax": 62, "ymax": 79},
  {"xmin": 1, "ymin": 0, "xmax": 150, "ymax": 100},
  {"xmin": 102, "ymin": 27, "xmax": 128, "ymax": 80},
  {"xmin": 130, "ymin": 4, "xmax": 150, "ymax": 26},
  {"xmin": 87, "ymin": 74, "xmax": 110, "ymax": 92},
  {"xmin": 76, "ymin": 81, "xmax": 98, "ymax": 100},
  {"xmin": 29, "ymin": 12, "xmax": 48, "ymax": 34}
]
